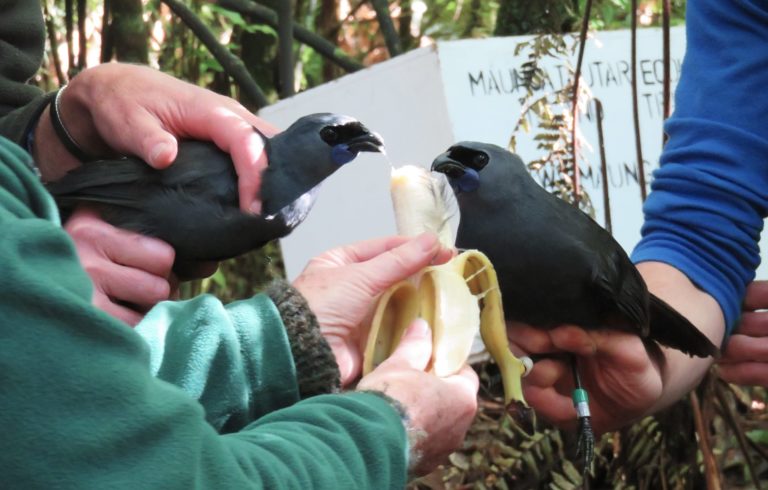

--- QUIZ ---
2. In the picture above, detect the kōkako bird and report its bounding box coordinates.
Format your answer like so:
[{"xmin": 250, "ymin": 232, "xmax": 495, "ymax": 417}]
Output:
[
  {"xmin": 47, "ymin": 113, "xmax": 384, "ymax": 274},
  {"xmin": 432, "ymin": 140, "xmax": 719, "ymax": 468}
]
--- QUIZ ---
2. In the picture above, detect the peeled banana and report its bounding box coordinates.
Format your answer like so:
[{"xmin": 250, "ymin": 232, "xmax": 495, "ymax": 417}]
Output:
[{"xmin": 363, "ymin": 165, "xmax": 532, "ymax": 407}]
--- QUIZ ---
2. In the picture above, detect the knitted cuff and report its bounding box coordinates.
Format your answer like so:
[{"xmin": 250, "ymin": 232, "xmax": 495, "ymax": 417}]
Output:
[{"xmin": 265, "ymin": 279, "xmax": 341, "ymax": 398}]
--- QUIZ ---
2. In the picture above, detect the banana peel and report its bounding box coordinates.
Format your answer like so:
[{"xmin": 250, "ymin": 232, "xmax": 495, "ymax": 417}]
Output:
[
  {"xmin": 363, "ymin": 249, "xmax": 531, "ymax": 410},
  {"xmin": 363, "ymin": 167, "xmax": 533, "ymax": 415}
]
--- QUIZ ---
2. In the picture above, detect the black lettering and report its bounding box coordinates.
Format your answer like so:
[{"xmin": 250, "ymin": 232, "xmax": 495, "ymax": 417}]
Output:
[
  {"xmin": 540, "ymin": 69, "xmax": 556, "ymax": 92},
  {"xmin": 672, "ymin": 58, "xmax": 683, "ymax": 81},
  {"xmin": 592, "ymin": 61, "xmax": 604, "ymax": 87},
  {"xmin": 618, "ymin": 60, "xmax": 631, "ymax": 85},
  {"xmin": 639, "ymin": 59, "xmax": 655, "ymax": 85},
  {"xmin": 488, "ymin": 70, "xmax": 501, "ymax": 94},
  {"xmin": 652, "ymin": 59, "xmax": 665, "ymax": 85},
  {"xmin": 642, "ymin": 92, "xmax": 655, "ymax": 117},
  {"xmin": 586, "ymin": 62, "xmax": 595, "ymax": 87},
  {"xmin": 506, "ymin": 69, "xmax": 520, "ymax": 93},
  {"xmin": 468, "ymin": 71, "xmax": 485, "ymax": 96},
  {"xmin": 580, "ymin": 164, "xmax": 598, "ymax": 189},
  {"xmin": 499, "ymin": 70, "xmax": 515, "ymax": 93},
  {"xmin": 604, "ymin": 63, "xmax": 619, "ymax": 86},
  {"xmin": 624, "ymin": 162, "xmax": 639, "ymax": 184},
  {"xmin": 608, "ymin": 163, "xmax": 624, "ymax": 187}
]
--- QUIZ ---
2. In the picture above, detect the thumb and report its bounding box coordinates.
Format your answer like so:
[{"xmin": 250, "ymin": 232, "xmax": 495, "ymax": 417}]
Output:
[
  {"xmin": 381, "ymin": 318, "xmax": 433, "ymax": 372},
  {"xmin": 143, "ymin": 132, "xmax": 178, "ymax": 169},
  {"xmin": 116, "ymin": 110, "xmax": 179, "ymax": 169}
]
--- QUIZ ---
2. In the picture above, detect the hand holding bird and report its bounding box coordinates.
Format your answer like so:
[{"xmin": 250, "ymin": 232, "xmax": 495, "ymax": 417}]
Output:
[
  {"xmin": 34, "ymin": 63, "xmax": 276, "ymax": 212},
  {"xmin": 47, "ymin": 113, "xmax": 384, "ymax": 278}
]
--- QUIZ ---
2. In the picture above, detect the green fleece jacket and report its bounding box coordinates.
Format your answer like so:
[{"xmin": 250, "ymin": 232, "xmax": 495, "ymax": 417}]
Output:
[
  {"xmin": 0, "ymin": 134, "xmax": 407, "ymax": 486},
  {"xmin": 0, "ymin": 0, "xmax": 51, "ymax": 147},
  {"xmin": 0, "ymin": 0, "xmax": 348, "ymax": 422}
]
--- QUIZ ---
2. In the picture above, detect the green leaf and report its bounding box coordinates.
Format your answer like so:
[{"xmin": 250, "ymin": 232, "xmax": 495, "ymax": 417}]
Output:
[{"xmin": 746, "ymin": 429, "xmax": 768, "ymax": 446}]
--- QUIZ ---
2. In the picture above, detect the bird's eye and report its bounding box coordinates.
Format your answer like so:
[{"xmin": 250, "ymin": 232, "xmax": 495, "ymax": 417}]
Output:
[
  {"xmin": 320, "ymin": 127, "xmax": 339, "ymax": 144},
  {"xmin": 471, "ymin": 153, "xmax": 489, "ymax": 170}
]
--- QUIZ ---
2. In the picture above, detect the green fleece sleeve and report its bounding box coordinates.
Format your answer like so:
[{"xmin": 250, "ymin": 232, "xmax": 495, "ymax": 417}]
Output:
[
  {"xmin": 136, "ymin": 294, "xmax": 302, "ymax": 432},
  {"xmin": 0, "ymin": 137, "xmax": 408, "ymax": 489},
  {"xmin": 0, "ymin": 0, "xmax": 51, "ymax": 146}
]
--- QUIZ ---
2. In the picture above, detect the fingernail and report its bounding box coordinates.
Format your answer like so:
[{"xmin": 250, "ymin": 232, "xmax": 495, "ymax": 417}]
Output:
[
  {"xmin": 149, "ymin": 143, "xmax": 171, "ymax": 166},
  {"xmin": 416, "ymin": 232, "xmax": 438, "ymax": 252},
  {"xmin": 141, "ymin": 236, "xmax": 170, "ymax": 256},
  {"xmin": 250, "ymin": 200, "xmax": 262, "ymax": 214},
  {"xmin": 412, "ymin": 318, "xmax": 431, "ymax": 336}
]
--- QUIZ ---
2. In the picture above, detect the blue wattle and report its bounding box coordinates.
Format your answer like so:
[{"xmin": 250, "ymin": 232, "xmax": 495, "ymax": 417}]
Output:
[
  {"xmin": 331, "ymin": 144, "xmax": 357, "ymax": 165},
  {"xmin": 456, "ymin": 168, "xmax": 480, "ymax": 193}
]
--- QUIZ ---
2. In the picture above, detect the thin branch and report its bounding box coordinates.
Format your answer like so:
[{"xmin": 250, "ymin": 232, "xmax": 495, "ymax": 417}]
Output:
[
  {"xmin": 595, "ymin": 98, "xmax": 611, "ymax": 235},
  {"xmin": 65, "ymin": 0, "xmax": 75, "ymax": 77},
  {"xmin": 570, "ymin": 0, "xmax": 592, "ymax": 206},
  {"xmin": 101, "ymin": 0, "xmax": 113, "ymax": 63},
  {"xmin": 662, "ymin": 0, "xmax": 671, "ymax": 146},
  {"xmin": 77, "ymin": 0, "xmax": 87, "ymax": 70},
  {"xmin": 370, "ymin": 0, "xmax": 402, "ymax": 57},
  {"xmin": 43, "ymin": 0, "xmax": 67, "ymax": 84},
  {"xmin": 631, "ymin": 0, "xmax": 647, "ymax": 202},
  {"xmin": 160, "ymin": 0, "xmax": 269, "ymax": 108},
  {"xmin": 329, "ymin": 0, "xmax": 367, "ymax": 34},
  {"xmin": 690, "ymin": 391, "xmax": 721, "ymax": 490},
  {"xmin": 714, "ymin": 382, "xmax": 763, "ymax": 490},
  {"xmin": 217, "ymin": 0, "xmax": 363, "ymax": 72},
  {"xmin": 276, "ymin": 0, "xmax": 295, "ymax": 98}
]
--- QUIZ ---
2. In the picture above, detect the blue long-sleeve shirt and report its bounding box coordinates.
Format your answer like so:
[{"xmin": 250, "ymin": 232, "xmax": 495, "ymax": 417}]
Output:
[{"xmin": 632, "ymin": 0, "xmax": 768, "ymax": 335}]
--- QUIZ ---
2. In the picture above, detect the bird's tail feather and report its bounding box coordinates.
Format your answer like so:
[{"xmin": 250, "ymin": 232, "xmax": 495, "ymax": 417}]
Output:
[{"xmin": 648, "ymin": 293, "xmax": 720, "ymax": 358}]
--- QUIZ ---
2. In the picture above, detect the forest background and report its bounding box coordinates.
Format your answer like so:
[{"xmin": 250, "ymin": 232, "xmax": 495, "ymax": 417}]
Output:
[{"xmin": 34, "ymin": 0, "xmax": 768, "ymax": 488}]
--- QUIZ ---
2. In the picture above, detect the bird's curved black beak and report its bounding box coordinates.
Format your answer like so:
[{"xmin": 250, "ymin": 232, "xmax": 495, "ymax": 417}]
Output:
[
  {"xmin": 431, "ymin": 152, "xmax": 466, "ymax": 179},
  {"xmin": 347, "ymin": 132, "xmax": 385, "ymax": 153}
]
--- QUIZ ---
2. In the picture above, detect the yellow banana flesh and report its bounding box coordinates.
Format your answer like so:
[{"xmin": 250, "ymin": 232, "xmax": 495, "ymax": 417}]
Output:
[{"xmin": 362, "ymin": 164, "xmax": 531, "ymax": 408}]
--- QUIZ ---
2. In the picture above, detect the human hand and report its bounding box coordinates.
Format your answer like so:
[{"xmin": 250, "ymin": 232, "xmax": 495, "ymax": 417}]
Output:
[
  {"xmin": 292, "ymin": 232, "xmax": 453, "ymax": 387},
  {"xmin": 34, "ymin": 63, "xmax": 278, "ymax": 213},
  {"xmin": 718, "ymin": 280, "xmax": 768, "ymax": 386},
  {"xmin": 509, "ymin": 322, "xmax": 663, "ymax": 434},
  {"xmin": 64, "ymin": 206, "xmax": 176, "ymax": 326},
  {"xmin": 357, "ymin": 318, "xmax": 479, "ymax": 475}
]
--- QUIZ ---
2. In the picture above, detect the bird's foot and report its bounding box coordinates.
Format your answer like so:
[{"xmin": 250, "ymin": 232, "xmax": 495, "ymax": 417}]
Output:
[
  {"xmin": 576, "ymin": 415, "xmax": 595, "ymax": 476},
  {"xmin": 572, "ymin": 387, "xmax": 594, "ymax": 475}
]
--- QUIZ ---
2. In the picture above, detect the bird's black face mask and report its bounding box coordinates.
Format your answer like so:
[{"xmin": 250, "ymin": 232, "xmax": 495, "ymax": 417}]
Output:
[
  {"xmin": 431, "ymin": 146, "xmax": 489, "ymax": 193},
  {"xmin": 320, "ymin": 122, "xmax": 385, "ymax": 165}
]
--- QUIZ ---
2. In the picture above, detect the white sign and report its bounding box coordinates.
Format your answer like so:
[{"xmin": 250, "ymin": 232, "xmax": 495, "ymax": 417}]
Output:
[{"xmin": 260, "ymin": 27, "xmax": 768, "ymax": 280}]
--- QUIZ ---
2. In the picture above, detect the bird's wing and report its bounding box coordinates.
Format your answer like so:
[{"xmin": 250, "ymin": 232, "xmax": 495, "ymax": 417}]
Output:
[
  {"xmin": 156, "ymin": 141, "xmax": 236, "ymax": 191},
  {"xmin": 269, "ymin": 186, "xmax": 320, "ymax": 229},
  {"xmin": 45, "ymin": 159, "xmax": 154, "ymax": 208}
]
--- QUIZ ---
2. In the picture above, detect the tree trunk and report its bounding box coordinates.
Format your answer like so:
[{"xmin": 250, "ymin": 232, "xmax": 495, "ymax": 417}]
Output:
[
  {"xmin": 462, "ymin": 0, "xmax": 482, "ymax": 37},
  {"xmin": 275, "ymin": 0, "xmax": 295, "ymax": 97},
  {"xmin": 110, "ymin": 0, "xmax": 149, "ymax": 63},
  {"xmin": 315, "ymin": 0, "xmax": 343, "ymax": 81},
  {"xmin": 240, "ymin": 29, "xmax": 278, "ymax": 101},
  {"xmin": 494, "ymin": 0, "xmax": 577, "ymax": 36},
  {"xmin": 399, "ymin": 0, "xmax": 414, "ymax": 51},
  {"xmin": 370, "ymin": 0, "xmax": 401, "ymax": 56}
]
